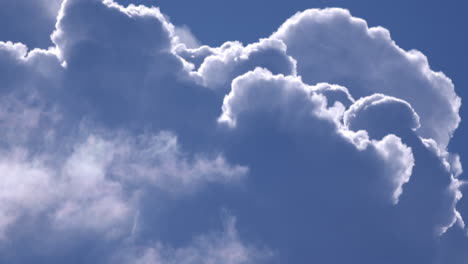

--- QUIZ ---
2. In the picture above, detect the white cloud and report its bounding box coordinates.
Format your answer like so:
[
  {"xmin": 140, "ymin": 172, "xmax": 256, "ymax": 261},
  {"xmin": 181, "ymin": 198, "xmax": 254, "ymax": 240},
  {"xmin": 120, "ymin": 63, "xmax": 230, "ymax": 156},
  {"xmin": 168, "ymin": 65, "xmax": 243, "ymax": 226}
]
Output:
[
  {"xmin": 0, "ymin": 1, "xmax": 465, "ymax": 263},
  {"xmin": 344, "ymin": 94, "xmax": 421, "ymax": 133},
  {"xmin": 271, "ymin": 8, "xmax": 460, "ymax": 148},
  {"xmin": 0, "ymin": 125, "xmax": 247, "ymax": 239},
  {"xmin": 0, "ymin": 149, "xmax": 57, "ymax": 238},
  {"xmin": 189, "ymin": 38, "xmax": 296, "ymax": 92},
  {"xmin": 219, "ymin": 68, "xmax": 321, "ymax": 127},
  {"xmin": 373, "ymin": 134, "xmax": 415, "ymax": 204},
  {"xmin": 109, "ymin": 131, "xmax": 248, "ymax": 193},
  {"xmin": 53, "ymin": 134, "xmax": 132, "ymax": 236},
  {"xmin": 174, "ymin": 25, "xmax": 201, "ymax": 49},
  {"xmin": 219, "ymin": 68, "xmax": 416, "ymax": 204}
]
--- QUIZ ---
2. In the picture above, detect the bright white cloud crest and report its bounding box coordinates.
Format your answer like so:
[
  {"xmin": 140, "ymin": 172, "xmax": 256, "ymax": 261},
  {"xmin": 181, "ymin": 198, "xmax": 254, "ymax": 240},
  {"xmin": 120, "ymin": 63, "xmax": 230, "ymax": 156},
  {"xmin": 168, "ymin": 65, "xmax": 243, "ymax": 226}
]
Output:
[{"xmin": 0, "ymin": 0, "xmax": 465, "ymax": 263}]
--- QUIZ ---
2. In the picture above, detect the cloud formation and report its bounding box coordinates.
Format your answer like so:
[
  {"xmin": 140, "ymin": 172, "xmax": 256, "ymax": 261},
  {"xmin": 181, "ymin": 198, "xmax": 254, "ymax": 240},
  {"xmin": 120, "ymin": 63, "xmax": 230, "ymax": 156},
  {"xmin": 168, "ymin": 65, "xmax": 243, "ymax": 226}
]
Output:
[
  {"xmin": 0, "ymin": 0, "xmax": 466, "ymax": 263},
  {"xmin": 271, "ymin": 8, "xmax": 460, "ymax": 148}
]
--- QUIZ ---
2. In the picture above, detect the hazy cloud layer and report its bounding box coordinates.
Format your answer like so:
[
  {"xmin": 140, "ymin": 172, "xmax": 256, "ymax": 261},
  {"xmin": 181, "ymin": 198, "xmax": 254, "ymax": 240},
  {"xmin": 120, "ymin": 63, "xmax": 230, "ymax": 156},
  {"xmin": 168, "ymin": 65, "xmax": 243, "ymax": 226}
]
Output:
[{"xmin": 0, "ymin": 0, "xmax": 466, "ymax": 263}]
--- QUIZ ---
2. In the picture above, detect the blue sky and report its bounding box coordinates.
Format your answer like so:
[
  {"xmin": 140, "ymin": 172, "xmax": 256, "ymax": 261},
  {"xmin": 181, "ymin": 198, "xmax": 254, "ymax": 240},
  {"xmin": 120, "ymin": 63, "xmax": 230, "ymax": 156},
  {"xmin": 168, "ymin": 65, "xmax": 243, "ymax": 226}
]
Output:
[{"xmin": 0, "ymin": 0, "xmax": 467, "ymax": 263}]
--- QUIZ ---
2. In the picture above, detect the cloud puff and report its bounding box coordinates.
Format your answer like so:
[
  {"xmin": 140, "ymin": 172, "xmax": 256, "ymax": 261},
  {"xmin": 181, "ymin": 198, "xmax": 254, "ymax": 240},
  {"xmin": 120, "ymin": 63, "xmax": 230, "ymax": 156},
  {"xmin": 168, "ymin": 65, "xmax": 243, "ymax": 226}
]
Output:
[
  {"xmin": 344, "ymin": 94, "xmax": 421, "ymax": 137},
  {"xmin": 271, "ymin": 8, "xmax": 460, "ymax": 148},
  {"xmin": 0, "ymin": 1, "xmax": 466, "ymax": 263},
  {"xmin": 219, "ymin": 67, "xmax": 414, "ymax": 204},
  {"xmin": 187, "ymin": 38, "xmax": 296, "ymax": 93},
  {"xmin": 215, "ymin": 68, "xmax": 459, "ymax": 263}
]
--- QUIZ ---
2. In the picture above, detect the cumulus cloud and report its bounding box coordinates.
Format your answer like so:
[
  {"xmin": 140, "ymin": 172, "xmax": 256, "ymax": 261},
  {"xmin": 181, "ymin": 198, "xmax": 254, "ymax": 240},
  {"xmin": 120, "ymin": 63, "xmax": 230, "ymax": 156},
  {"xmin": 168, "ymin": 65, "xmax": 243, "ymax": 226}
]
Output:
[
  {"xmin": 271, "ymin": 8, "xmax": 460, "ymax": 148},
  {"xmin": 0, "ymin": 1, "xmax": 466, "ymax": 263},
  {"xmin": 372, "ymin": 134, "xmax": 415, "ymax": 204},
  {"xmin": 215, "ymin": 67, "xmax": 459, "ymax": 263},
  {"xmin": 219, "ymin": 68, "xmax": 415, "ymax": 204},
  {"xmin": 344, "ymin": 94, "xmax": 421, "ymax": 138},
  {"xmin": 187, "ymin": 38, "xmax": 296, "ymax": 93}
]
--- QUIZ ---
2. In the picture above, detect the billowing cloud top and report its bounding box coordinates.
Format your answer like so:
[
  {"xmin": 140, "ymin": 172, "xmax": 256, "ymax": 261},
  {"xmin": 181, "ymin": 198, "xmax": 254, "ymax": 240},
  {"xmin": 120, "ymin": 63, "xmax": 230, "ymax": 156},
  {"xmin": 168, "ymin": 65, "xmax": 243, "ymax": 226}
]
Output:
[{"xmin": 0, "ymin": 0, "xmax": 466, "ymax": 263}]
